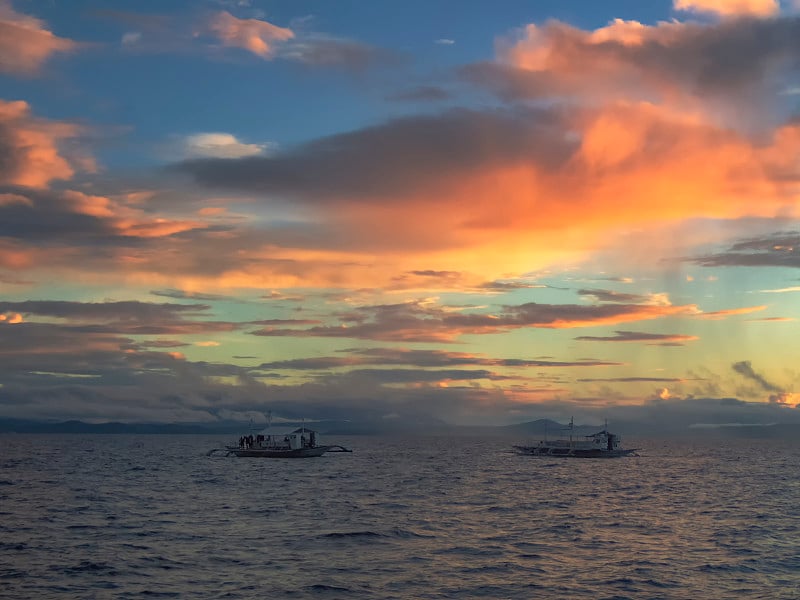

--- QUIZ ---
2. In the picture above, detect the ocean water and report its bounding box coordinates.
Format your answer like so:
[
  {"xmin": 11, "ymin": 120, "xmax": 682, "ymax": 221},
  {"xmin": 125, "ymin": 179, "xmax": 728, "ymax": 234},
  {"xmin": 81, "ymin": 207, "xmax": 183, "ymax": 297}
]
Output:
[{"xmin": 1, "ymin": 434, "xmax": 799, "ymax": 599}]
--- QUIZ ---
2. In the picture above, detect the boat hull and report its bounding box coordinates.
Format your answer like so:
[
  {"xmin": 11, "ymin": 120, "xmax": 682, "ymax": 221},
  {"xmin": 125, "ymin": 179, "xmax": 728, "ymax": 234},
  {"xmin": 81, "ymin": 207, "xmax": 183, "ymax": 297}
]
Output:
[
  {"xmin": 513, "ymin": 445, "xmax": 637, "ymax": 458},
  {"xmin": 225, "ymin": 445, "xmax": 346, "ymax": 458}
]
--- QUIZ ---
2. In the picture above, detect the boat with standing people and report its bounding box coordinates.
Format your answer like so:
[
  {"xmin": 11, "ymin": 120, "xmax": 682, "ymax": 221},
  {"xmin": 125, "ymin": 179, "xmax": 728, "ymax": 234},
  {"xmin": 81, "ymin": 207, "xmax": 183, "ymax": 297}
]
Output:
[
  {"xmin": 207, "ymin": 414, "xmax": 352, "ymax": 458},
  {"xmin": 513, "ymin": 417, "xmax": 637, "ymax": 458}
]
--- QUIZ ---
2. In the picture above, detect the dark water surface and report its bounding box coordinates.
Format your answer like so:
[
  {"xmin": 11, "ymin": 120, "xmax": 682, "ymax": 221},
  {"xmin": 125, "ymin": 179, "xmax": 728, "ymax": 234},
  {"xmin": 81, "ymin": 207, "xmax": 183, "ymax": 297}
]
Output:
[{"xmin": 1, "ymin": 434, "xmax": 799, "ymax": 599}]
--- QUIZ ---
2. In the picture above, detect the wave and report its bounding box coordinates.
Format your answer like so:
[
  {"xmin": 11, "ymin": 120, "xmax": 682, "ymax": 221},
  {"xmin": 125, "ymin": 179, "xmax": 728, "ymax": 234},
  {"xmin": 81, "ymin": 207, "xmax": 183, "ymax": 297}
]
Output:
[
  {"xmin": 63, "ymin": 561, "xmax": 117, "ymax": 575},
  {"xmin": 320, "ymin": 528, "xmax": 432, "ymax": 540},
  {"xmin": 306, "ymin": 584, "xmax": 352, "ymax": 592}
]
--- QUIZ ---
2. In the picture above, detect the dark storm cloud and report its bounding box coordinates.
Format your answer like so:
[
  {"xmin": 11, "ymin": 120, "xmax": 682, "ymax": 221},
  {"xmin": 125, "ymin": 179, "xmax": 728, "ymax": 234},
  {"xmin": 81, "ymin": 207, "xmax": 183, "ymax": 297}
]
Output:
[
  {"xmin": 0, "ymin": 374, "xmax": 258, "ymax": 423},
  {"xmin": 578, "ymin": 396, "xmax": 800, "ymax": 433},
  {"xmin": 0, "ymin": 299, "xmax": 211, "ymax": 322},
  {"xmin": 174, "ymin": 107, "xmax": 576, "ymax": 199},
  {"xmin": 0, "ymin": 324, "xmax": 238, "ymax": 387},
  {"xmin": 150, "ymin": 289, "xmax": 234, "ymax": 301},
  {"xmin": 691, "ymin": 231, "xmax": 800, "ymax": 268},
  {"xmin": 136, "ymin": 339, "xmax": 190, "ymax": 348},
  {"xmin": 0, "ymin": 357, "xmax": 518, "ymax": 425},
  {"xmin": 255, "ymin": 356, "xmax": 363, "ymax": 370},
  {"xmin": 249, "ymin": 319, "xmax": 321, "ymax": 326},
  {"xmin": 332, "ymin": 368, "xmax": 506, "ymax": 384},
  {"xmin": 1, "ymin": 323, "xmax": 793, "ymax": 427},
  {"xmin": 0, "ymin": 324, "xmax": 136, "ymax": 370},
  {"xmin": 0, "ymin": 187, "xmax": 116, "ymax": 243},
  {"xmin": 256, "ymin": 347, "xmax": 621, "ymax": 371},
  {"xmin": 575, "ymin": 330, "xmax": 698, "ymax": 345},
  {"xmin": 345, "ymin": 347, "xmax": 619, "ymax": 369},
  {"xmin": 249, "ymin": 298, "xmax": 690, "ymax": 342}
]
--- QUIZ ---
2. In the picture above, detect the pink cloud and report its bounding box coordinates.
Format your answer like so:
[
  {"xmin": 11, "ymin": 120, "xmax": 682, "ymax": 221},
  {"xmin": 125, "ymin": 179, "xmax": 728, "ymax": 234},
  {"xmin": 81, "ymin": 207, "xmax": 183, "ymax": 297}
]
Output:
[
  {"xmin": 479, "ymin": 15, "xmax": 800, "ymax": 134},
  {"xmin": 0, "ymin": 100, "xmax": 85, "ymax": 188},
  {"xmin": 673, "ymin": 0, "xmax": 780, "ymax": 17},
  {"xmin": 206, "ymin": 11, "xmax": 294, "ymax": 58},
  {"xmin": 0, "ymin": 0, "xmax": 77, "ymax": 75}
]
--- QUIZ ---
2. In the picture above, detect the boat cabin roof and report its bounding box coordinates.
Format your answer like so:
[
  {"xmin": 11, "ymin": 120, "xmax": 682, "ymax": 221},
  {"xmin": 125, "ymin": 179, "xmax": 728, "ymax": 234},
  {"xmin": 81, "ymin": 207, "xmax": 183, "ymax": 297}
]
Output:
[{"xmin": 257, "ymin": 426, "xmax": 318, "ymax": 436}]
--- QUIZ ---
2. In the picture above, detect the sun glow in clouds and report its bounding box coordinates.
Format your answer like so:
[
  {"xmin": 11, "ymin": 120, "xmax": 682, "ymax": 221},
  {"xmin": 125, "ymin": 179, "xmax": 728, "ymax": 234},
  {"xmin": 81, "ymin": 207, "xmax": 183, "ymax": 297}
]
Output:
[{"xmin": 0, "ymin": 1, "xmax": 798, "ymax": 428}]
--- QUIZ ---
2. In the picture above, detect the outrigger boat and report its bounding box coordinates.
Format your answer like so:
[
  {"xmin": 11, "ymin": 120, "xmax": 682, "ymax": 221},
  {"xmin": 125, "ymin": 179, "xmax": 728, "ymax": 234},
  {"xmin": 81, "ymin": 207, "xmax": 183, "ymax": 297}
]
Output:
[
  {"xmin": 513, "ymin": 418, "xmax": 637, "ymax": 458},
  {"xmin": 207, "ymin": 422, "xmax": 352, "ymax": 458}
]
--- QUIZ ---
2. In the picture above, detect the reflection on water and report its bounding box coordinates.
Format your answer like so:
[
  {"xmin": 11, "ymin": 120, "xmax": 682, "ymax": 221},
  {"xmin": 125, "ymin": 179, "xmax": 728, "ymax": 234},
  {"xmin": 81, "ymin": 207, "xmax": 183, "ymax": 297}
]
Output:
[{"xmin": 1, "ymin": 434, "xmax": 799, "ymax": 599}]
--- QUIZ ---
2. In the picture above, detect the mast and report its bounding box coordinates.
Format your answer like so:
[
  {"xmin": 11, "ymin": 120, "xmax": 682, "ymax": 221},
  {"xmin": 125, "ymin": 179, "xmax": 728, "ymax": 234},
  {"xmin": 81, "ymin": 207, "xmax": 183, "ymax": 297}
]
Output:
[{"xmin": 569, "ymin": 416, "xmax": 574, "ymax": 449}]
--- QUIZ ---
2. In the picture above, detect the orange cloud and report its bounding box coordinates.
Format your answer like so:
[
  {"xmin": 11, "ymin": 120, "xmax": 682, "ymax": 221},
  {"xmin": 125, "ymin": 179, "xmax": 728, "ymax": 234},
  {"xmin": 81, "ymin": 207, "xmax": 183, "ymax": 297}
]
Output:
[
  {"xmin": 301, "ymin": 104, "xmax": 797, "ymax": 281},
  {"xmin": 176, "ymin": 53, "xmax": 800, "ymax": 281},
  {"xmin": 673, "ymin": 0, "xmax": 779, "ymax": 17},
  {"xmin": 5, "ymin": 14, "xmax": 798, "ymax": 293},
  {"xmin": 747, "ymin": 317, "xmax": 795, "ymax": 322},
  {"xmin": 0, "ymin": 100, "xmax": 85, "ymax": 188},
  {"xmin": 697, "ymin": 305, "xmax": 768, "ymax": 319},
  {"xmin": 61, "ymin": 190, "xmax": 205, "ymax": 238},
  {"xmin": 0, "ymin": 0, "xmax": 77, "ymax": 75},
  {"xmin": 6, "ymin": 98, "xmax": 786, "ymax": 292},
  {"xmin": 206, "ymin": 11, "xmax": 293, "ymax": 58}
]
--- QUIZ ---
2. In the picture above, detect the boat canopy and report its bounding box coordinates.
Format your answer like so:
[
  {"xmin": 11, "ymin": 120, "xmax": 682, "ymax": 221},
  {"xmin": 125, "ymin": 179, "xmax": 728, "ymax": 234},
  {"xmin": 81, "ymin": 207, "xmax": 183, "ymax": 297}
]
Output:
[{"xmin": 257, "ymin": 426, "xmax": 318, "ymax": 437}]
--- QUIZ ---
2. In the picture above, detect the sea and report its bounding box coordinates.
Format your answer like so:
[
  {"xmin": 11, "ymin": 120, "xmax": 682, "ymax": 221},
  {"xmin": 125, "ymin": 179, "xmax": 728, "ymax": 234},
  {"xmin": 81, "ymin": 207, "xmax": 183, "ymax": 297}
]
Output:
[{"xmin": 1, "ymin": 433, "xmax": 799, "ymax": 599}]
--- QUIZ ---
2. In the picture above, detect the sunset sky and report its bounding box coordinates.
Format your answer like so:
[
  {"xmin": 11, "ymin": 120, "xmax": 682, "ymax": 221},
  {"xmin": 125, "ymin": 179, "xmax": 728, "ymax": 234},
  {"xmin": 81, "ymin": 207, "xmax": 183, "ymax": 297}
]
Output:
[{"xmin": 1, "ymin": 0, "xmax": 799, "ymax": 429}]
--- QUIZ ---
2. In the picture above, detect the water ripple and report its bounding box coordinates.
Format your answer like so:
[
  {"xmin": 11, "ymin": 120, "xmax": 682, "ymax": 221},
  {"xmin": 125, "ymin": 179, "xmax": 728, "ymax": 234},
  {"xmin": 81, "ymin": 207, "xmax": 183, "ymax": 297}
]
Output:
[{"xmin": 0, "ymin": 434, "xmax": 798, "ymax": 599}]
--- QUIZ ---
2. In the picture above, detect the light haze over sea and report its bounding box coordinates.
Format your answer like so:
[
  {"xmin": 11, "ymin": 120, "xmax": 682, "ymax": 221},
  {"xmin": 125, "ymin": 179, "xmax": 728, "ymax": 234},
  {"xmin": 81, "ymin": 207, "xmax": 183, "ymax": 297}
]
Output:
[{"xmin": 2, "ymin": 433, "xmax": 799, "ymax": 599}]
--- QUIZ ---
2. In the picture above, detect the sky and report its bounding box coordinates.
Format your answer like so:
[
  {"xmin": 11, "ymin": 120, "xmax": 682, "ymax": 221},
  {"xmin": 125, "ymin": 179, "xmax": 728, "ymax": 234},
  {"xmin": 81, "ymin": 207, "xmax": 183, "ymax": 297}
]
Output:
[{"xmin": 1, "ymin": 0, "xmax": 800, "ymax": 430}]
